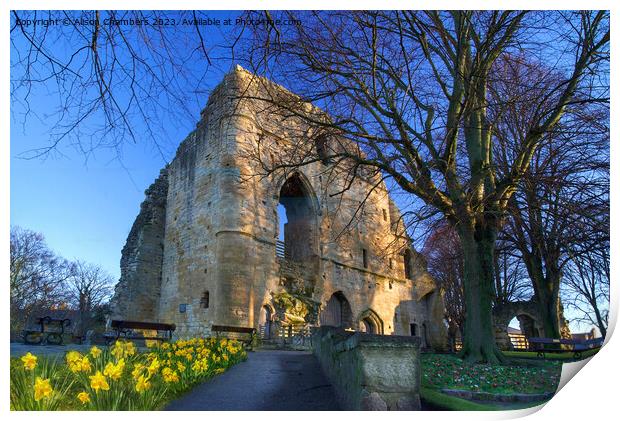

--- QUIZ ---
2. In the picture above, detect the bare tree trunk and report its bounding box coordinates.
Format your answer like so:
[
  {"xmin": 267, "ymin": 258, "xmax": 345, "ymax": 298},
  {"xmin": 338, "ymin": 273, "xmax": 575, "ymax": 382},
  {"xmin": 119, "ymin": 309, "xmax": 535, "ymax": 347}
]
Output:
[
  {"xmin": 535, "ymin": 279, "xmax": 561, "ymax": 339},
  {"xmin": 523, "ymin": 250, "xmax": 562, "ymax": 339},
  {"xmin": 457, "ymin": 222, "xmax": 504, "ymax": 364},
  {"xmin": 592, "ymin": 302, "xmax": 607, "ymax": 338}
]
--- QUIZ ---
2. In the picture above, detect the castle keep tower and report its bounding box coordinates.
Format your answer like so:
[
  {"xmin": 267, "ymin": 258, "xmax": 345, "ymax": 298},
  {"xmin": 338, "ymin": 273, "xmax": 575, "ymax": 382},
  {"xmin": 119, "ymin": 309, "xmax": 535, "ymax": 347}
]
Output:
[{"xmin": 110, "ymin": 66, "xmax": 447, "ymax": 349}]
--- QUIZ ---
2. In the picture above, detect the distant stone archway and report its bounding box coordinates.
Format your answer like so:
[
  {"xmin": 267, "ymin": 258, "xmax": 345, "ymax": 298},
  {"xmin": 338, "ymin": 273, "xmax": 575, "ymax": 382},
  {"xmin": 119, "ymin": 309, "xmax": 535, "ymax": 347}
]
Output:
[
  {"xmin": 358, "ymin": 309, "xmax": 384, "ymax": 334},
  {"xmin": 493, "ymin": 300, "xmax": 555, "ymax": 350},
  {"xmin": 320, "ymin": 291, "xmax": 353, "ymax": 329}
]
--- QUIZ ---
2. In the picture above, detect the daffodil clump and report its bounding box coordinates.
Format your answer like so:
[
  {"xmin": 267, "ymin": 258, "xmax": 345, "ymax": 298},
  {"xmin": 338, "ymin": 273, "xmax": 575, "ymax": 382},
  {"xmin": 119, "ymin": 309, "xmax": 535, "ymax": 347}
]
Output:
[{"xmin": 10, "ymin": 337, "xmax": 247, "ymax": 410}]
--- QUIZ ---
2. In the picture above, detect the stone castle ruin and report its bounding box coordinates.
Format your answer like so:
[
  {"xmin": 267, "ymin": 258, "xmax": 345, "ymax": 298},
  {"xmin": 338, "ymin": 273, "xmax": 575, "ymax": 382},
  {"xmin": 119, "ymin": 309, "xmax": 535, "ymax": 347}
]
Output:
[{"xmin": 110, "ymin": 66, "xmax": 447, "ymax": 349}]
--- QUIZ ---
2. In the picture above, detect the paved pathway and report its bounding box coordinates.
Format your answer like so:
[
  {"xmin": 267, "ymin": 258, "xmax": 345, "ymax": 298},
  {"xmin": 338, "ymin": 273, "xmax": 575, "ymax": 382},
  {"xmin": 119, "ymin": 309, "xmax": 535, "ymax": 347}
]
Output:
[
  {"xmin": 10, "ymin": 342, "xmax": 93, "ymax": 359},
  {"xmin": 165, "ymin": 350, "xmax": 341, "ymax": 410}
]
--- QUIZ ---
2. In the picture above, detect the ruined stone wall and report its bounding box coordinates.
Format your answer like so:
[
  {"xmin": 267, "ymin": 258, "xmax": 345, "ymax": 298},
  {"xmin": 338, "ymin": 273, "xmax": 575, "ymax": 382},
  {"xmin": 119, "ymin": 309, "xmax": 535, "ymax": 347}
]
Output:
[
  {"xmin": 223, "ymin": 67, "xmax": 446, "ymax": 341},
  {"xmin": 110, "ymin": 169, "xmax": 168, "ymax": 321},
  {"xmin": 112, "ymin": 66, "xmax": 447, "ymax": 347}
]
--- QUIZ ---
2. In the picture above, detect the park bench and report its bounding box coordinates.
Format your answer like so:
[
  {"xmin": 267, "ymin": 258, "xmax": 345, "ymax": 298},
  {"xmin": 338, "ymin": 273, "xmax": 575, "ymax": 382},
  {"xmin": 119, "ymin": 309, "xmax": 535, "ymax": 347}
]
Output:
[
  {"xmin": 528, "ymin": 337, "xmax": 604, "ymax": 359},
  {"xmin": 23, "ymin": 316, "xmax": 73, "ymax": 345},
  {"xmin": 105, "ymin": 320, "xmax": 176, "ymax": 344},
  {"xmin": 211, "ymin": 325, "xmax": 256, "ymax": 349}
]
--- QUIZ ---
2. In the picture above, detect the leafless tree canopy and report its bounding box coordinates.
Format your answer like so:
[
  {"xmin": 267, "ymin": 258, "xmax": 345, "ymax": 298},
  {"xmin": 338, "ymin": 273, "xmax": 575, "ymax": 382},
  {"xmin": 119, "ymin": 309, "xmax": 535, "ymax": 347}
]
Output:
[
  {"xmin": 10, "ymin": 226, "xmax": 114, "ymax": 337},
  {"xmin": 239, "ymin": 10, "xmax": 609, "ymax": 362},
  {"xmin": 10, "ymin": 10, "xmax": 230, "ymax": 160}
]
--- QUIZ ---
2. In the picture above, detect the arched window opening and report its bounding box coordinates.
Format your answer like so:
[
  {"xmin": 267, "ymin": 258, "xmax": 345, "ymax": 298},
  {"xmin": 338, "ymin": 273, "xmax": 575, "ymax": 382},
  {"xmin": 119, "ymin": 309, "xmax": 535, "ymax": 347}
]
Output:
[
  {"xmin": 320, "ymin": 291, "xmax": 353, "ymax": 329},
  {"xmin": 200, "ymin": 291, "xmax": 210, "ymax": 309},
  {"xmin": 410, "ymin": 323, "xmax": 418, "ymax": 336},
  {"xmin": 277, "ymin": 173, "xmax": 317, "ymax": 262}
]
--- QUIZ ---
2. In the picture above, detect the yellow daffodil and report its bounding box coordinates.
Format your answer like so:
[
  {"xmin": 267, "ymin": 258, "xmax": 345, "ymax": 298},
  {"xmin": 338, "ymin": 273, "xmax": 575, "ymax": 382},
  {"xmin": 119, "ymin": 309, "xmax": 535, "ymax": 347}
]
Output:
[
  {"xmin": 162, "ymin": 367, "xmax": 179, "ymax": 383},
  {"xmin": 89, "ymin": 371, "xmax": 110, "ymax": 392},
  {"xmin": 103, "ymin": 358, "xmax": 125, "ymax": 380},
  {"xmin": 80, "ymin": 356, "xmax": 92, "ymax": 373},
  {"xmin": 77, "ymin": 391, "xmax": 91, "ymax": 404},
  {"xmin": 147, "ymin": 358, "xmax": 160, "ymax": 375},
  {"xmin": 21, "ymin": 352, "xmax": 37, "ymax": 370},
  {"xmin": 111, "ymin": 342, "xmax": 124, "ymax": 359},
  {"xmin": 135, "ymin": 374, "xmax": 151, "ymax": 393},
  {"xmin": 66, "ymin": 351, "xmax": 81, "ymax": 364},
  {"xmin": 132, "ymin": 363, "xmax": 145, "ymax": 380},
  {"xmin": 90, "ymin": 346, "xmax": 102, "ymax": 358},
  {"xmin": 177, "ymin": 362, "xmax": 186, "ymax": 372},
  {"xmin": 66, "ymin": 351, "xmax": 85, "ymax": 373},
  {"xmin": 33, "ymin": 377, "xmax": 53, "ymax": 401},
  {"xmin": 191, "ymin": 358, "xmax": 209, "ymax": 373}
]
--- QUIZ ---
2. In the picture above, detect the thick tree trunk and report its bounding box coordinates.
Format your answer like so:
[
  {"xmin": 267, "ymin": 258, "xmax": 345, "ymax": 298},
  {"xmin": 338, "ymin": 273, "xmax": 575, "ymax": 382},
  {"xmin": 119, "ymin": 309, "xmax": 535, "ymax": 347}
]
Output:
[
  {"xmin": 537, "ymin": 289, "xmax": 561, "ymax": 338},
  {"xmin": 456, "ymin": 223, "xmax": 505, "ymax": 364},
  {"xmin": 522, "ymin": 251, "xmax": 563, "ymax": 339},
  {"xmin": 530, "ymin": 270, "xmax": 562, "ymax": 339}
]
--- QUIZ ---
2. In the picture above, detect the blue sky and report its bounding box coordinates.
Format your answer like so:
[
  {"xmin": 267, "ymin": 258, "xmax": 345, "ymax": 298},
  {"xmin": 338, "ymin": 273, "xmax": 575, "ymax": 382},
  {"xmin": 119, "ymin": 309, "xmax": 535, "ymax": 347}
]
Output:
[
  {"xmin": 11, "ymin": 122, "xmax": 171, "ymax": 280},
  {"xmin": 10, "ymin": 11, "xmax": 237, "ymax": 279}
]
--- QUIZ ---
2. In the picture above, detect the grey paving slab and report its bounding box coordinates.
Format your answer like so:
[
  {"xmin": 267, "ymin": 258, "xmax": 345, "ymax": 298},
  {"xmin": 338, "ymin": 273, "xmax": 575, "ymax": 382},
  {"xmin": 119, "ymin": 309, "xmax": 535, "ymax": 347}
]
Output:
[
  {"xmin": 165, "ymin": 350, "xmax": 341, "ymax": 411},
  {"xmin": 10, "ymin": 342, "xmax": 93, "ymax": 360}
]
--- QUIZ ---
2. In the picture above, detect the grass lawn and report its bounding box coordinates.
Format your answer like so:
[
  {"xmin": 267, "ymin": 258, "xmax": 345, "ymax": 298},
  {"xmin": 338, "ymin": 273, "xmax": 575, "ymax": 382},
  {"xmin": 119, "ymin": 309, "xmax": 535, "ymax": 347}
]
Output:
[{"xmin": 420, "ymin": 353, "xmax": 562, "ymax": 410}]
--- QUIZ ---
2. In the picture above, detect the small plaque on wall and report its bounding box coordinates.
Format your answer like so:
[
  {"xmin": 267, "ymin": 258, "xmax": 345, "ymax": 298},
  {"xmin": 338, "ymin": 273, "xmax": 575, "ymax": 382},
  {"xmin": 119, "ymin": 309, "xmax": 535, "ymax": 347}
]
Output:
[{"xmin": 179, "ymin": 303, "xmax": 187, "ymax": 313}]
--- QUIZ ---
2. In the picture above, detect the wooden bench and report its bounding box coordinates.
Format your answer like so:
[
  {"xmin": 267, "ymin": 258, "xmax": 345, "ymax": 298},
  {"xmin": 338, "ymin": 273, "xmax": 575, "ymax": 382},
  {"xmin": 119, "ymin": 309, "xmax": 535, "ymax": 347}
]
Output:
[
  {"xmin": 211, "ymin": 325, "xmax": 256, "ymax": 349},
  {"xmin": 105, "ymin": 320, "xmax": 176, "ymax": 344},
  {"xmin": 23, "ymin": 317, "xmax": 72, "ymax": 345},
  {"xmin": 528, "ymin": 337, "xmax": 604, "ymax": 359}
]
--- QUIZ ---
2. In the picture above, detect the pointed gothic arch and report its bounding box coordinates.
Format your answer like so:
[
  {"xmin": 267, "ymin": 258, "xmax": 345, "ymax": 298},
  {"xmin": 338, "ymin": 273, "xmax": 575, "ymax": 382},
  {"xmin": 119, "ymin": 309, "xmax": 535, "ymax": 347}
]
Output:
[
  {"xmin": 358, "ymin": 309, "xmax": 384, "ymax": 335},
  {"xmin": 276, "ymin": 172, "xmax": 320, "ymax": 262}
]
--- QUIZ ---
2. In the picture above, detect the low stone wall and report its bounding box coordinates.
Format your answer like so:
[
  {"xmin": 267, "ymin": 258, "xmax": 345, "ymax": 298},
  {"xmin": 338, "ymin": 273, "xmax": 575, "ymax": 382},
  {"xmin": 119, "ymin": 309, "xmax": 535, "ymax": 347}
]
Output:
[{"xmin": 312, "ymin": 326, "xmax": 421, "ymax": 410}]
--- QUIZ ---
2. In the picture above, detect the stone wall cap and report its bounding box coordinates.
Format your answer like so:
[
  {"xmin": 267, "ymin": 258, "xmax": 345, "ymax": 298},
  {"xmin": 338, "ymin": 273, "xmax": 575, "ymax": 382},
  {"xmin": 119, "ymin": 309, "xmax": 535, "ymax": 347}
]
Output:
[
  {"xmin": 347, "ymin": 332, "xmax": 421, "ymax": 348},
  {"xmin": 314, "ymin": 326, "xmax": 421, "ymax": 350}
]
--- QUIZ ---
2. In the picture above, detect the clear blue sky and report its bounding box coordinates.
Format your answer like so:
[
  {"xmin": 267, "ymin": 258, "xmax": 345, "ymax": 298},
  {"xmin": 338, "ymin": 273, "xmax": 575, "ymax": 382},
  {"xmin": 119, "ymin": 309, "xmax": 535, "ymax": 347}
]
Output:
[{"xmin": 10, "ymin": 11, "xmax": 237, "ymax": 280}]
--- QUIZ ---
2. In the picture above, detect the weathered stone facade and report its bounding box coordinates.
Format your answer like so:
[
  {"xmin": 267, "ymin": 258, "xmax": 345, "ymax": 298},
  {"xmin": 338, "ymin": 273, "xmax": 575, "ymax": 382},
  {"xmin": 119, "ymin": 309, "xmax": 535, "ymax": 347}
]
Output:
[{"xmin": 110, "ymin": 66, "xmax": 447, "ymax": 348}]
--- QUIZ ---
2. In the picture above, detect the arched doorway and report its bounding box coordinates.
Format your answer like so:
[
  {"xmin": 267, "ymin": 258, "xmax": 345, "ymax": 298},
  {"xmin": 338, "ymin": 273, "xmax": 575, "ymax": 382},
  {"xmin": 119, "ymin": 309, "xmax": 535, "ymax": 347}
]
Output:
[
  {"xmin": 516, "ymin": 314, "xmax": 539, "ymax": 338},
  {"xmin": 358, "ymin": 309, "xmax": 384, "ymax": 334},
  {"xmin": 277, "ymin": 173, "xmax": 318, "ymax": 262},
  {"xmin": 507, "ymin": 314, "xmax": 539, "ymax": 350},
  {"xmin": 320, "ymin": 292, "xmax": 353, "ymax": 329},
  {"xmin": 260, "ymin": 305, "xmax": 274, "ymax": 339}
]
